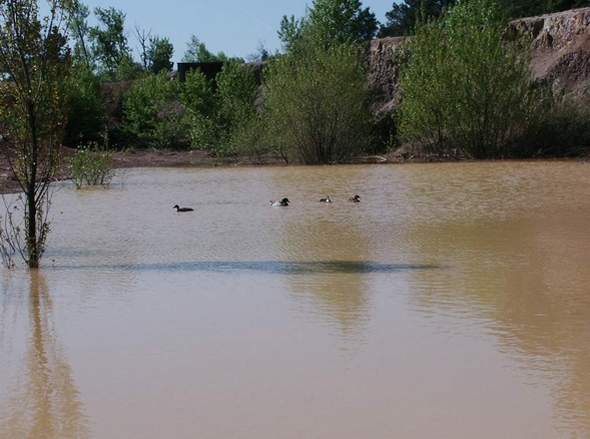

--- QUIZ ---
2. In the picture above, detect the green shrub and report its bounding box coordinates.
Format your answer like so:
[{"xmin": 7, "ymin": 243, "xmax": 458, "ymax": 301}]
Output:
[
  {"xmin": 215, "ymin": 61, "xmax": 260, "ymax": 156},
  {"xmin": 180, "ymin": 70, "xmax": 219, "ymax": 150},
  {"xmin": 398, "ymin": 0, "xmax": 537, "ymax": 159},
  {"xmin": 515, "ymin": 94, "xmax": 590, "ymax": 157},
  {"xmin": 71, "ymin": 144, "xmax": 114, "ymax": 188},
  {"xmin": 64, "ymin": 66, "xmax": 106, "ymax": 147},
  {"xmin": 264, "ymin": 42, "xmax": 371, "ymax": 164},
  {"xmin": 180, "ymin": 63, "xmax": 261, "ymax": 157},
  {"xmin": 122, "ymin": 72, "xmax": 187, "ymax": 148}
]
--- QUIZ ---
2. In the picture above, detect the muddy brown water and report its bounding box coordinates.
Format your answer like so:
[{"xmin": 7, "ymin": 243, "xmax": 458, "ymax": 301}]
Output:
[{"xmin": 1, "ymin": 162, "xmax": 589, "ymax": 439}]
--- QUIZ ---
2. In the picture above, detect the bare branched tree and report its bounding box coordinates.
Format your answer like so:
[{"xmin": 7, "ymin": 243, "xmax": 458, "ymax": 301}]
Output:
[
  {"xmin": 0, "ymin": 0, "xmax": 72, "ymax": 268},
  {"xmin": 135, "ymin": 25, "xmax": 151, "ymax": 71}
]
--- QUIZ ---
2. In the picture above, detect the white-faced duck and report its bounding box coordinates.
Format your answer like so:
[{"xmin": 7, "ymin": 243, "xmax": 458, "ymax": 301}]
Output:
[
  {"xmin": 348, "ymin": 195, "xmax": 361, "ymax": 203},
  {"xmin": 173, "ymin": 205, "xmax": 194, "ymax": 212},
  {"xmin": 319, "ymin": 196, "xmax": 333, "ymax": 203},
  {"xmin": 270, "ymin": 198, "xmax": 290, "ymax": 207}
]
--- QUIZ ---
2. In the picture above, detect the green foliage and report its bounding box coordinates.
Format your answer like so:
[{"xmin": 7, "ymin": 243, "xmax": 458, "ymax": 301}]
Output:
[
  {"xmin": 122, "ymin": 72, "xmax": 187, "ymax": 148},
  {"xmin": 0, "ymin": 0, "xmax": 71, "ymax": 268},
  {"xmin": 68, "ymin": 0, "xmax": 93, "ymax": 66},
  {"xmin": 264, "ymin": 42, "xmax": 372, "ymax": 164},
  {"xmin": 279, "ymin": 0, "xmax": 377, "ymax": 51},
  {"xmin": 89, "ymin": 7, "xmax": 132, "ymax": 78},
  {"xmin": 380, "ymin": 0, "xmax": 590, "ymax": 36},
  {"xmin": 308, "ymin": 0, "xmax": 378, "ymax": 44},
  {"xmin": 180, "ymin": 62, "xmax": 260, "ymax": 156},
  {"xmin": 70, "ymin": 144, "xmax": 114, "ymax": 188},
  {"xmin": 64, "ymin": 65, "xmax": 106, "ymax": 147},
  {"xmin": 148, "ymin": 36, "xmax": 174, "ymax": 74},
  {"xmin": 398, "ymin": 0, "xmax": 538, "ymax": 159},
  {"xmin": 497, "ymin": 0, "xmax": 590, "ymax": 18},
  {"xmin": 379, "ymin": 0, "xmax": 455, "ymax": 37},
  {"xmin": 180, "ymin": 70, "xmax": 219, "ymax": 150},
  {"xmin": 516, "ymin": 94, "xmax": 590, "ymax": 157},
  {"xmin": 216, "ymin": 61, "xmax": 259, "ymax": 152},
  {"xmin": 182, "ymin": 35, "xmax": 230, "ymax": 63}
]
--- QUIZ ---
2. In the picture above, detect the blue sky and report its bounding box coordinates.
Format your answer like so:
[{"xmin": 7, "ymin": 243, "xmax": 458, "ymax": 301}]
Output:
[{"xmin": 82, "ymin": 0, "xmax": 394, "ymax": 62}]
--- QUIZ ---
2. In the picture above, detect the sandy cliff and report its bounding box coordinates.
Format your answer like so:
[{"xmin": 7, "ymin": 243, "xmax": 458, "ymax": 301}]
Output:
[{"xmin": 368, "ymin": 7, "xmax": 590, "ymax": 115}]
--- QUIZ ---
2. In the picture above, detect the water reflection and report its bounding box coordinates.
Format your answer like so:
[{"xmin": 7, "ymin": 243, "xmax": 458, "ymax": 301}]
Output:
[
  {"xmin": 0, "ymin": 273, "xmax": 88, "ymax": 439},
  {"xmin": 406, "ymin": 217, "xmax": 590, "ymax": 436}
]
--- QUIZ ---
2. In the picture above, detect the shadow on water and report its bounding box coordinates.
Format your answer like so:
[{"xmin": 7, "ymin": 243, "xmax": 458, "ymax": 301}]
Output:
[{"xmin": 46, "ymin": 260, "xmax": 441, "ymax": 274}]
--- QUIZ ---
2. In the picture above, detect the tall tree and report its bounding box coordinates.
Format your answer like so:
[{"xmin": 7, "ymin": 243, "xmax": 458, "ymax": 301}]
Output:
[
  {"xmin": 67, "ymin": 0, "xmax": 92, "ymax": 66},
  {"xmin": 89, "ymin": 6, "xmax": 131, "ymax": 76},
  {"xmin": 279, "ymin": 0, "xmax": 378, "ymax": 51},
  {"xmin": 380, "ymin": 0, "xmax": 590, "ymax": 37},
  {"xmin": 135, "ymin": 25, "xmax": 151, "ymax": 71},
  {"xmin": 398, "ymin": 0, "xmax": 537, "ymax": 158},
  {"xmin": 496, "ymin": 0, "xmax": 590, "ymax": 18},
  {"xmin": 379, "ymin": 0, "xmax": 455, "ymax": 37},
  {"xmin": 0, "ymin": 0, "xmax": 71, "ymax": 268},
  {"xmin": 182, "ymin": 35, "xmax": 228, "ymax": 63},
  {"xmin": 147, "ymin": 36, "xmax": 174, "ymax": 73}
]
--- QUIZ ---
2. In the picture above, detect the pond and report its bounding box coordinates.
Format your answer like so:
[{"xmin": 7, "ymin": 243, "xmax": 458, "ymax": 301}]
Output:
[{"xmin": 1, "ymin": 162, "xmax": 589, "ymax": 438}]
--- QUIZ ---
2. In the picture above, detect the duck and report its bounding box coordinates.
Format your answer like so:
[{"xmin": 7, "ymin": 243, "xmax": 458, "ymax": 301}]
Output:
[
  {"xmin": 270, "ymin": 198, "xmax": 290, "ymax": 207},
  {"xmin": 319, "ymin": 196, "xmax": 333, "ymax": 203},
  {"xmin": 173, "ymin": 204, "xmax": 194, "ymax": 212},
  {"xmin": 348, "ymin": 194, "xmax": 361, "ymax": 203}
]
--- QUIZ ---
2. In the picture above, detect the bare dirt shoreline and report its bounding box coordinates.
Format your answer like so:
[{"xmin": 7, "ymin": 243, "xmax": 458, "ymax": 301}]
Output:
[
  {"xmin": 0, "ymin": 148, "xmax": 393, "ymax": 194},
  {"xmin": 1, "ymin": 147, "xmax": 587, "ymax": 195}
]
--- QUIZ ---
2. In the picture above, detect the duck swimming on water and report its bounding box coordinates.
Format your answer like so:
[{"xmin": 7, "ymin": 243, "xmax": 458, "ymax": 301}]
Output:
[
  {"xmin": 348, "ymin": 195, "xmax": 361, "ymax": 203},
  {"xmin": 173, "ymin": 205, "xmax": 194, "ymax": 212},
  {"xmin": 319, "ymin": 196, "xmax": 333, "ymax": 203},
  {"xmin": 270, "ymin": 198, "xmax": 290, "ymax": 207}
]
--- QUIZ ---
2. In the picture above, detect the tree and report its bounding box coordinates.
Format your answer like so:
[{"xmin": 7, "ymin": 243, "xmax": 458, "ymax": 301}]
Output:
[
  {"xmin": 0, "ymin": 0, "xmax": 71, "ymax": 268},
  {"xmin": 135, "ymin": 25, "xmax": 151, "ymax": 70},
  {"xmin": 279, "ymin": 0, "xmax": 378, "ymax": 51},
  {"xmin": 380, "ymin": 0, "xmax": 590, "ymax": 37},
  {"xmin": 398, "ymin": 0, "xmax": 537, "ymax": 158},
  {"xmin": 379, "ymin": 0, "xmax": 455, "ymax": 37},
  {"xmin": 89, "ymin": 7, "xmax": 132, "ymax": 77},
  {"xmin": 496, "ymin": 0, "xmax": 590, "ymax": 18},
  {"xmin": 67, "ymin": 0, "xmax": 92, "ymax": 66},
  {"xmin": 308, "ymin": 0, "xmax": 378, "ymax": 44},
  {"xmin": 264, "ymin": 42, "xmax": 372, "ymax": 164},
  {"xmin": 147, "ymin": 36, "xmax": 174, "ymax": 74},
  {"xmin": 64, "ymin": 64, "xmax": 106, "ymax": 147},
  {"xmin": 182, "ymin": 35, "xmax": 228, "ymax": 63},
  {"xmin": 122, "ymin": 72, "xmax": 186, "ymax": 148},
  {"xmin": 215, "ymin": 61, "xmax": 259, "ymax": 155}
]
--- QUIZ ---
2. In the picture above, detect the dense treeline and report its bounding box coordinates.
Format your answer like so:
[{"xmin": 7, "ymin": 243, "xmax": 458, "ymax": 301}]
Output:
[
  {"xmin": 398, "ymin": 0, "xmax": 590, "ymax": 158},
  {"xmin": 30, "ymin": 0, "xmax": 590, "ymax": 162},
  {"xmin": 379, "ymin": 0, "xmax": 590, "ymax": 37}
]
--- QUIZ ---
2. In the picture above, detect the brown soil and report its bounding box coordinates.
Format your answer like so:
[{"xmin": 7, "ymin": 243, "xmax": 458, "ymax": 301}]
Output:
[{"xmin": 2, "ymin": 147, "xmax": 585, "ymax": 194}]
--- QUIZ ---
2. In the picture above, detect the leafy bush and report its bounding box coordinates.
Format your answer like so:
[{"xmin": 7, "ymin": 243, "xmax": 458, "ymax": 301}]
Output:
[
  {"xmin": 264, "ymin": 42, "xmax": 372, "ymax": 164},
  {"xmin": 215, "ymin": 61, "xmax": 260, "ymax": 156},
  {"xmin": 398, "ymin": 0, "xmax": 537, "ymax": 159},
  {"xmin": 515, "ymin": 94, "xmax": 590, "ymax": 157},
  {"xmin": 64, "ymin": 66, "xmax": 106, "ymax": 147},
  {"xmin": 122, "ymin": 72, "xmax": 187, "ymax": 148},
  {"xmin": 180, "ymin": 70, "xmax": 219, "ymax": 150},
  {"xmin": 71, "ymin": 144, "xmax": 114, "ymax": 188},
  {"xmin": 180, "ymin": 63, "xmax": 261, "ymax": 157}
]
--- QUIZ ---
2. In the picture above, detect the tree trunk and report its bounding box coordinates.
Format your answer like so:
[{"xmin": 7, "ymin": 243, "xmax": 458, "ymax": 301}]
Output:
[{"xmin": 27, "ymin": 104, "xmax": 39, "ymax": 269}]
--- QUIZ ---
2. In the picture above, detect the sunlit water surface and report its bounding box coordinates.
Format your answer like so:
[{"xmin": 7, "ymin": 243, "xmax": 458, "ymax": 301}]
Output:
[{"xmin": 1, "ymin": 162, "xmax": 589, "ymax": 438}]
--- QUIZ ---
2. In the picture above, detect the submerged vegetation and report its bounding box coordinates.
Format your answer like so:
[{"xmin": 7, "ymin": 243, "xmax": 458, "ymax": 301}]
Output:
[{"xmin": 70, "ymin": 144, "xmax": 114, "ymax": 188}]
